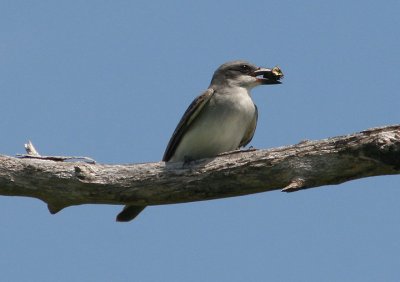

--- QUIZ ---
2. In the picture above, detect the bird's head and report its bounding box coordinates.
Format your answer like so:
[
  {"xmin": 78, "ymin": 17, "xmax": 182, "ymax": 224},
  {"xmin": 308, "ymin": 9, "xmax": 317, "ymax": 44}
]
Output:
[{"xmin": 210, "ymin": 60, "xmax": 283, "ymax": 89}]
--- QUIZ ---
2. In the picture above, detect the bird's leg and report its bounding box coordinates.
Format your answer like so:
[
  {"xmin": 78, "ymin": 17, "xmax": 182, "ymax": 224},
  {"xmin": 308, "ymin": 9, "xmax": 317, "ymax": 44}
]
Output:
[{"xmin": 182, "ymin": 155, "xmax": 196, "ymax": 167}]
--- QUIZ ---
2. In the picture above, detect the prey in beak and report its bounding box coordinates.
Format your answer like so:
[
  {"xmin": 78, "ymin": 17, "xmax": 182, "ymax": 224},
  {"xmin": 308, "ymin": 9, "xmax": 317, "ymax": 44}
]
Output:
[{"xmin": 252, "ymin": 66, "xmax": 284, "ymax": 85}]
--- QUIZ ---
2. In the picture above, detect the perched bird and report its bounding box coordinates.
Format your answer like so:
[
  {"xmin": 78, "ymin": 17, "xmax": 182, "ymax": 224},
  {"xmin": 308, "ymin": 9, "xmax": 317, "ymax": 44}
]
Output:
[
  {"xmin": 163, "ymin": 60, "xmax": 283, "ymax": 162},
  {"xmin": 116, "ymin": 60, "xmax": 283, "ymax": 222}
]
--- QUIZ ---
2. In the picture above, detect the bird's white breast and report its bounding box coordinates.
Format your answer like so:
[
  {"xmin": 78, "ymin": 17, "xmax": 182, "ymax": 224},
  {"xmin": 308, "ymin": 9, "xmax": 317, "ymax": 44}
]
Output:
[{"xmin": 170, "ymin": 87, "xmax": 256, "ymax": 162}]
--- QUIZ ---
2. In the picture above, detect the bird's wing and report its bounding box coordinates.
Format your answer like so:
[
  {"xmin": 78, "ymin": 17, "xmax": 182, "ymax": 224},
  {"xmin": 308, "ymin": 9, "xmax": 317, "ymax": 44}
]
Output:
[
  {"xmin": 162, "ymin": 88, "xmax": 215, "ymax": 162},
  {"xmin": 239, "ymin": 104, "xmax": 258, "ymax": 148}
]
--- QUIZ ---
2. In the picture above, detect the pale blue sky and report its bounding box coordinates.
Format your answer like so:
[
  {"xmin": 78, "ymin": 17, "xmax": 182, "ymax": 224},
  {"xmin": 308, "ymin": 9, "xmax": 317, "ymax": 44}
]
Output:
[{"xmin": 0, "ymin": 1, "xmax": 399, "ymax": 281}]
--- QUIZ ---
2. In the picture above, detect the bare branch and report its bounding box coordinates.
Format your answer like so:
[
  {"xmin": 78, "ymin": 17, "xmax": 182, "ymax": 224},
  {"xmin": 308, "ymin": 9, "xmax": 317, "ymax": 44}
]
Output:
[
  {"xmin": 0, "ymin": 125, "xmax": 399, "ymax": 219},
  {"xmin": 24, "ymin": 140, "xmax": 40, "ymax": 156},
  {"xmin": 17, "ymin": 141, "xmax": 96, "ymax": 164}
]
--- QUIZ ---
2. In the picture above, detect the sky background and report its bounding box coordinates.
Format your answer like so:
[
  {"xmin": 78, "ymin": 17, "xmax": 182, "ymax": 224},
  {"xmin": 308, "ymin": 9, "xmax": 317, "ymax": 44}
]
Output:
[{"xmin": 0, "ymin": 1, "xmax": 399, "ymax": 281}]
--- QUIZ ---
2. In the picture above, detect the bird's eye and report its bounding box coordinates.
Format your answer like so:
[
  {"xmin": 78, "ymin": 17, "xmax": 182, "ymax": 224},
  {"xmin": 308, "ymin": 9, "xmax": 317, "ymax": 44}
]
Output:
[{"xmin": 240, "ymin": 64, "xmax": 250, "ymax": 73}]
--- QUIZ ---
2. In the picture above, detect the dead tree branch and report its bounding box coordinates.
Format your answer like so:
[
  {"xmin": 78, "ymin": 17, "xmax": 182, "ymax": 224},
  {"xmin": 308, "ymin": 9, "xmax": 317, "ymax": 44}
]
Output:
[{"xmin": 0, "ymin": 125, "xmax": 399, "ymax": 219}]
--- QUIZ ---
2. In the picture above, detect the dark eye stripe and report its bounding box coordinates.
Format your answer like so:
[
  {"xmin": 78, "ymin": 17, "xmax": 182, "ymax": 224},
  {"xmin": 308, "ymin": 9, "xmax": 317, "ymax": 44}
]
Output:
[{"xmin": 239, "ymin": 64, "xmax": 251, "ymax": 73}]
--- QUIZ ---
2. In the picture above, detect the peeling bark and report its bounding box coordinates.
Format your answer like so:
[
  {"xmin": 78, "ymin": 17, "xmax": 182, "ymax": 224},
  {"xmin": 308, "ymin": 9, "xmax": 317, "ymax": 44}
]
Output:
[{"xmin": 0, "ymin": 125, "xmax": 399, "ymax": 219}]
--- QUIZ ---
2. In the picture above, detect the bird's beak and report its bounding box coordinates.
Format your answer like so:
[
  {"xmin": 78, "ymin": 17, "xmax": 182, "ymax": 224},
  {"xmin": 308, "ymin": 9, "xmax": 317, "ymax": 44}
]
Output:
[{"xmin": 251, "ymin": 66, "xmax": 284, "ymax": 85}]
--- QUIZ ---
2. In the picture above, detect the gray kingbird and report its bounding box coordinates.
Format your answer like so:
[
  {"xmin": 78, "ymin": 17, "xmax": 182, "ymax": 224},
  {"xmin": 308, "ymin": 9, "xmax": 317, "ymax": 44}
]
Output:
[{"xmin": 116, "ymin": 60, "xmax": 283, "ymax": 222}]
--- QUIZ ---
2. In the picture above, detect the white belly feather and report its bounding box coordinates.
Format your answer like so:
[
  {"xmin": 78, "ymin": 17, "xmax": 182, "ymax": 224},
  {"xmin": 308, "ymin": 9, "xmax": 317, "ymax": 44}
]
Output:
[{"xmin": 170, "ymin": 88, "xmax": 256, "ymax": 161}]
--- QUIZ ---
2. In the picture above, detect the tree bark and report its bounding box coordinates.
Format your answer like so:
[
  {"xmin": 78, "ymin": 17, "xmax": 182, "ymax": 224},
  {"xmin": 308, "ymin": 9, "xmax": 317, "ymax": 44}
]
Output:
[{"xmin": 0, "ymin": 125, "xmax": 399, "ymax": 217}]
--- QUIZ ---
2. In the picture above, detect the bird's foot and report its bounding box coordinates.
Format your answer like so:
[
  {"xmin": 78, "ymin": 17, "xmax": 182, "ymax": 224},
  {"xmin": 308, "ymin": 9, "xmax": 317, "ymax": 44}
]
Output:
[{"xmin": 181, "ymin": 155, "xmax": 196, "ymax": 167}]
